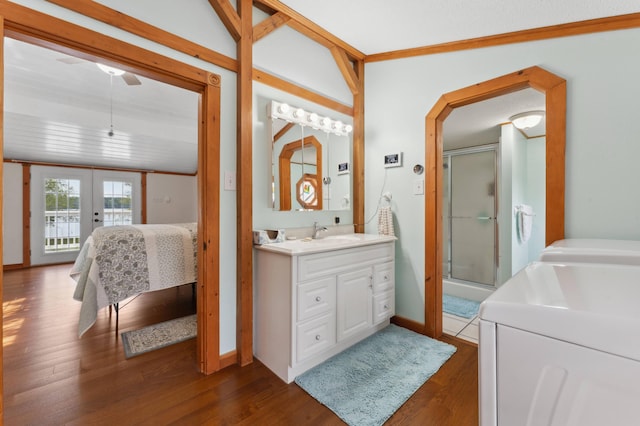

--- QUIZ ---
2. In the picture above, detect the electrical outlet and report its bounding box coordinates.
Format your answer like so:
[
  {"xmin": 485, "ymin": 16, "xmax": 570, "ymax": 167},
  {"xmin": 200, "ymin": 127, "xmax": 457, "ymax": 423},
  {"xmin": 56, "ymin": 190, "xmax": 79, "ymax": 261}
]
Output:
[
  {"xmin": 413, "ymin": 179, "xmax": 424, "ymax": 195},
  {"xmin": 224, "ymin": 171, "xmax": 236, "ymax": 191}
]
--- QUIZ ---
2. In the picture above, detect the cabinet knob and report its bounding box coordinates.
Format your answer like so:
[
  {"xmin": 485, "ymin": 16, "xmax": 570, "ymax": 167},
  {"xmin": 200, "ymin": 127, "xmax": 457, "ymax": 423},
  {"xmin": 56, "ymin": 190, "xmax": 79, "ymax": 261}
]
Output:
[
  {"xmin": 384, "ymin": 304, "xmax": 389, "ymax": 310},
  {"xmin": 384, "ymin": 274, "xmax": 389, "ymax": 280},
  {"xmin": 315, "ymin": 335, "xmax": 321, "ymax": 341},
  {"xmin": 315, "ymin": 296, "xmax": 321, "ymax": 302}
]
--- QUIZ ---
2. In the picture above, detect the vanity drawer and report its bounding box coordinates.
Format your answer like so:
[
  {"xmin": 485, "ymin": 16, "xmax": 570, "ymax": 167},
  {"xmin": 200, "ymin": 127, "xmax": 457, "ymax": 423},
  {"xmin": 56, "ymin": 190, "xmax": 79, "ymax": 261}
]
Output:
[
  {"xmin": 296, "ymin": 313, "xmax": 336, "ymax": 363},
  {"xmin": 373, "ymin": 290, "xmax": 395, "ymax": 324},
  {"xmin": 373, "ymin": 261, "xmax": 394, "ymax": 293},
  {"xmin": 297, "ymin": 277, "xmax": 336, "ymax": 322},
  {"xmin": 298, "ymin": 242, "xmax": 394, "ymax": 282}
]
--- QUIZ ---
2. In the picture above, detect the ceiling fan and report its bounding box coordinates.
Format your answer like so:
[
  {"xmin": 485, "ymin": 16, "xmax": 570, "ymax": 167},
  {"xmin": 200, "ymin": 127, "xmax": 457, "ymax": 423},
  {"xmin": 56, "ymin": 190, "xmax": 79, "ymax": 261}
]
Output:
[{"xmin": 57, "ymin": 56, "xmax": 142, "ymax": 85}]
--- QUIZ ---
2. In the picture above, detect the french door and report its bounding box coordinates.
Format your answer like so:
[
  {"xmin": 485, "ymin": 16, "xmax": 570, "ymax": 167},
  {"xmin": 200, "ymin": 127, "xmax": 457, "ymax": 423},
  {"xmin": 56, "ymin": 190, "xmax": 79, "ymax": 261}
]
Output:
[{"xmin": 30, "ymin": 166, "xmax": 141, "ymax": 265}]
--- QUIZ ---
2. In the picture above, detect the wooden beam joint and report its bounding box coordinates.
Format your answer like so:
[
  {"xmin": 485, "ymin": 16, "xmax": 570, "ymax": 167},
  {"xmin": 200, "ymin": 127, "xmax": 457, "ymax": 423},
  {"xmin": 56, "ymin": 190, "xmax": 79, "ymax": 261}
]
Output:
[
  {"xmin": 208, "ymin": 0, "xmax": 242, "ymax": 42},
  {"xmin": 253, "ymin": 12, "xmax": 290, "ymax": 43}
]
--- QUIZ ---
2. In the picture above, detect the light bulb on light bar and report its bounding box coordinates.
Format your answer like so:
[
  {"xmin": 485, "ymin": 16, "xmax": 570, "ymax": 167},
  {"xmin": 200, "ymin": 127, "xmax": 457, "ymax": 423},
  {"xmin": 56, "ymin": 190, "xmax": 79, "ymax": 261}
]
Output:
[
  {"xmin": 344, "ymin": 124, "xmax": 353, "ymax": 133},
  {"xmin": 307, "ymin": 113, "xmax": 318, "ymax": 123},
  {"xmin": 277, "ymin": 103, "xmax": 290, "ymax": 114},
  {"xmin": 293, "ymin": 108, "xmax": 305, "ymax": 119}
]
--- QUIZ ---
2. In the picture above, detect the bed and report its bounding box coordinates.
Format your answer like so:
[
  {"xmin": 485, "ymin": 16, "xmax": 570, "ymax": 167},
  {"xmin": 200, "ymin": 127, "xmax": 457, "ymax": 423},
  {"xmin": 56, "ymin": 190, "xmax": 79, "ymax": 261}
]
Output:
[{"xmin": 70, "ymin": 222, "xmax": 198, "ymax": 337}]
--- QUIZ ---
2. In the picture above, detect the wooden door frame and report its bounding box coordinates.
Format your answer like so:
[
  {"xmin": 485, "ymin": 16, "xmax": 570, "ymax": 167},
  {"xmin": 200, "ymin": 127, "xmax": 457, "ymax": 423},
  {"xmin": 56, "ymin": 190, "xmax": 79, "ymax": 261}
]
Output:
[
  {"xmin": 424, "ymin": 66, "xmax": 566, "ymax": 337},
  {"xmin": 0, "ymin": 2, "xmax": 222, "ymax": 389}
]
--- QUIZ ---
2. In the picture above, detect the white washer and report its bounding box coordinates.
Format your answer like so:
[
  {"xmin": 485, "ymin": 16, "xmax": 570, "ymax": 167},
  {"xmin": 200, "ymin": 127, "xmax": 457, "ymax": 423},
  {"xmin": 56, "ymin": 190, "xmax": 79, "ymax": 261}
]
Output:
[
  {"xmin": 479, "ymin": 260, "xmax": 640, "ymax": 426},
  {"xmin": 539, "ymin": 238, "xmax": 640, "ymax": 265}
]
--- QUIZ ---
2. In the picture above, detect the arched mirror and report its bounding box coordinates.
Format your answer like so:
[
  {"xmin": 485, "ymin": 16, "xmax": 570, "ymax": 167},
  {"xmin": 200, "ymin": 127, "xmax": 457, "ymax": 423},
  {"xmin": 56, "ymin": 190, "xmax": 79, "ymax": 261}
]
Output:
[
  {"xmin": 269, "ymin": 100, "xmax": 352, "ymax": 211},
  {"xmin": 424, "ymin": 66, "xmax": 566, "ymax": 338}
]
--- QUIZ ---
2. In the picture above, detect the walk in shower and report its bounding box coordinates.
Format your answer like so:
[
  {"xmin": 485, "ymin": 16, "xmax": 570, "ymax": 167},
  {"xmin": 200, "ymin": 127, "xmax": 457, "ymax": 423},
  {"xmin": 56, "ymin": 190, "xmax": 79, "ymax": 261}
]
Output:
[{"xmin": 442, "ymin": 146, "xmax": 498, "ymax": 303}]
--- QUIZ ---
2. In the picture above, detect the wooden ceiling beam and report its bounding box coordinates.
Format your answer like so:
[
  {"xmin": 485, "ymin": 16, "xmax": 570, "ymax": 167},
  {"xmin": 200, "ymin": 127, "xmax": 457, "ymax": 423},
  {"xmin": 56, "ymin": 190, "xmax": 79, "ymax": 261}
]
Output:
[
  {"xmin": 330, "ymin": 46, "xmax": 360, "ymax": 95},
  {"xmin": 253, "ymin": 0, "xmax": 365, "ymax": 61},
  {"xmin": 253, "ymin": 12, "xmax": 290, "ymax": 43},
  {"xmin": 45, "ymin": 0, "xmax": 238, "ymax": 72},
  {"xmin": 208, "ymin": 0, "xmax": 242, "ymax": 42}
]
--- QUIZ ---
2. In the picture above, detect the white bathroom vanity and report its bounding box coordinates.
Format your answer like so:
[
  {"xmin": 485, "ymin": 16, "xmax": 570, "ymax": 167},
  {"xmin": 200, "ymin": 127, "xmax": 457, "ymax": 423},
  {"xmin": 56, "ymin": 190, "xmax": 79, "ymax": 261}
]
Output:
[{"xmin": 253, "ymin": 234, "xmax": 396, "ymax": 383}]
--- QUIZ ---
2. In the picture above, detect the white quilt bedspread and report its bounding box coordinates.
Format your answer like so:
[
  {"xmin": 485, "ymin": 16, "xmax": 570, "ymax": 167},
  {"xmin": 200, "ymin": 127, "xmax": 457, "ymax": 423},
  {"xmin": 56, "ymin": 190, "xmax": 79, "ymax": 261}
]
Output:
[{"xmin": 70, "ymin": 223, "xmax": 198, "ymax": 337}]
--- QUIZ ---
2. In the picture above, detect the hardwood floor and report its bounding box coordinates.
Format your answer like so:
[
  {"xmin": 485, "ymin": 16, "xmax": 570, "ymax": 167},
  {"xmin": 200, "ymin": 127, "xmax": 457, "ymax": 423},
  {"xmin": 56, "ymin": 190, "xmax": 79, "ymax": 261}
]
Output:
[{"xmin": 3, "ymin": 264, "xmax": 478, "ymax": 425}]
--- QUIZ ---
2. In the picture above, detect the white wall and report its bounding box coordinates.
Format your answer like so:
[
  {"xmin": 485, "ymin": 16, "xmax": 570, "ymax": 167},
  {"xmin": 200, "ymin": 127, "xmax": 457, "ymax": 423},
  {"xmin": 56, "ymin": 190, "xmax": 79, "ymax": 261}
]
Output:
[
  {"xmin": 3, "ymin": 163, "xmax": 23, "ymax": 265},
  {"xmin": 527, "ymin": 136, "xmax": 546, "ymax": 262},
  {"xmin": 365, "ymin": 27, "xmax": 640, "ymax": 324},
  {"xmin": 8, "ymin": 0, "xmax": 238, "ymax": 354},
  {"xmin": 146, "ymin": 174, "xmax": 197, "ymax": 224}
]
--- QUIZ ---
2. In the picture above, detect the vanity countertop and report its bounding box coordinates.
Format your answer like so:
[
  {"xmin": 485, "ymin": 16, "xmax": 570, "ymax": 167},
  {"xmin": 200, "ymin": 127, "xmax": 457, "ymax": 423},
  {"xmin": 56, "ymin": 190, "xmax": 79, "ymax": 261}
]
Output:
[{"xmin": 254, "ymin": 233, "xmax": 397, "ymax": 256}]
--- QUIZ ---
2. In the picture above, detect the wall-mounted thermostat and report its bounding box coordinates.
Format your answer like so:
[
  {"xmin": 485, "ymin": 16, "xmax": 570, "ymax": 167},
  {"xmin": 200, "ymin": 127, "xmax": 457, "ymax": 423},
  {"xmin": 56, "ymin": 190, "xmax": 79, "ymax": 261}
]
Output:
[{"xmin": 384, "ymin": 152, "xmax": 403, "ymax": 168}]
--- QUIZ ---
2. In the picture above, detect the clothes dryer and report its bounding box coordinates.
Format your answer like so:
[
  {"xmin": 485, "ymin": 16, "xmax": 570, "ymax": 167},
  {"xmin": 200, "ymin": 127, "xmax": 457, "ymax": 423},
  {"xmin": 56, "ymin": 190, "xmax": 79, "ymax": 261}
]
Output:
[
  {"xmin": 479, "ymin": 260, "xmax": 640, "ymax": 425},
  {"xmin": 539, "ymin": 238, "xmax": 640, "ymax": 265}
]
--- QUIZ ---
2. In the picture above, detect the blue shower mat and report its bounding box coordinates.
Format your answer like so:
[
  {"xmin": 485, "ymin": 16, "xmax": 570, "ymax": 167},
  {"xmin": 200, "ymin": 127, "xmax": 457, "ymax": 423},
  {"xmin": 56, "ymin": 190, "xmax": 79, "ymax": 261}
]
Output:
[{"xmin": 443, "ymin": 294, "xmax": 481, "ymax": 319}]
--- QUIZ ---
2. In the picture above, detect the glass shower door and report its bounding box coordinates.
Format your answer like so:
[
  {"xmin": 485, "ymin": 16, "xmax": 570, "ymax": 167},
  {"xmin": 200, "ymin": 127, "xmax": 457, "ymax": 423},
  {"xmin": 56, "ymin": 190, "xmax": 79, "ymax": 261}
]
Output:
[{"xmin": 449, "ymin": 150, "xmax": 496, "ymax": 286}]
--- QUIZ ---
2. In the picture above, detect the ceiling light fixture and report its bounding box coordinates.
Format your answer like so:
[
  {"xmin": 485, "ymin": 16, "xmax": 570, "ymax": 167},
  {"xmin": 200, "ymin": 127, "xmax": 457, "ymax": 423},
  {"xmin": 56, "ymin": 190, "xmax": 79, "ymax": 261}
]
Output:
[
  {"xmin": 96, "ymin": 63, "xmax": 126, "ymax": 76},
  {"xmin": 268, "ymin": 100, "xmax": 352, "ymax": 136},
  {"xmin": 509, "ymin": 110, "xmax": 545, "ymax": 130}
]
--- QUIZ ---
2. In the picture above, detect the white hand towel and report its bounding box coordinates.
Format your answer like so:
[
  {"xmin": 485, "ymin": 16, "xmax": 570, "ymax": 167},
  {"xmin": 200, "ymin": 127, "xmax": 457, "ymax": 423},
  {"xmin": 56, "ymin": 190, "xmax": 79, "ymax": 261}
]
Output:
[
  {"xmin": 378, "ymin": 206, "xmax": 395, "ymax": 236},
  {"xmin": 516, "ymin": 204, "xmax": 533, "ymax": 243}
]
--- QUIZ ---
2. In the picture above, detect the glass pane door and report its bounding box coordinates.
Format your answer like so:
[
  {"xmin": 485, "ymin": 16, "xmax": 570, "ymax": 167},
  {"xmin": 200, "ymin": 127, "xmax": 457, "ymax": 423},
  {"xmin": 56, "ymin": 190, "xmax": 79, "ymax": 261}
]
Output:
[
  {"xmin": 92, "ymin": 170, "xmax": 141, "ymax": 230},
  {"xmin": 450, "ymin": 150, "xmax": 497, "ymax": 286},
  {"xmin": 30, "ymin": 166, "xmax": 93, "ymax": 265},
  {"xmin": 30, "ymin": 166, "xmax": 141, "ymax": 265}
]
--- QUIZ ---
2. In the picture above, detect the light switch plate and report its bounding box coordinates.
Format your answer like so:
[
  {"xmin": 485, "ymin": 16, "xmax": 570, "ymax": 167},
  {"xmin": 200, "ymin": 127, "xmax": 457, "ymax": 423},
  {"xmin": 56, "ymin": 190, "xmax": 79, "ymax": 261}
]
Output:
[
  {"xmin": 224, "ymin": 171, "xmax": 237, "ymax": 191},
  {"xmin": 413, "ymin": 179, "xmax": 424, "ymax": 195}
]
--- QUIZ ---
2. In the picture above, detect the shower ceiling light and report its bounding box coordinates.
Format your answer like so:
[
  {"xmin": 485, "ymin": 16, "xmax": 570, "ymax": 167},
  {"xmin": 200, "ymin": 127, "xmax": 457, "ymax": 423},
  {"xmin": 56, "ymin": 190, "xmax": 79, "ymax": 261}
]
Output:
[{"xmin": 510, "ymin": 111, "xmax": 545, "ymax": 130}]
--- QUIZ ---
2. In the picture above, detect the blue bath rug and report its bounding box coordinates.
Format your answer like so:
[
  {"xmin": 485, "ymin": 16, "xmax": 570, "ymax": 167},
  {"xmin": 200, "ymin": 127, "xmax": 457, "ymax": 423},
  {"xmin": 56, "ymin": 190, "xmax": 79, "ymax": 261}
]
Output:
[
  {"xmin": 443, "ymin": 294, "xmax": 481, "ymax": 319},
  {"xmin": 294, "ymin": 324, "xmax": 456, "ymax": 426}
]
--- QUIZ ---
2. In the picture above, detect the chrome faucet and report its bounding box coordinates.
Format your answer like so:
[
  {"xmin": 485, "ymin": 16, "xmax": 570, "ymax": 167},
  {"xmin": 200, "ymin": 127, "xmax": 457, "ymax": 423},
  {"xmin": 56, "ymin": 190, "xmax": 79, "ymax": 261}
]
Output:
[{"xmin": 313, "ymin": 222, "xmax": 328, "ymax": 239}]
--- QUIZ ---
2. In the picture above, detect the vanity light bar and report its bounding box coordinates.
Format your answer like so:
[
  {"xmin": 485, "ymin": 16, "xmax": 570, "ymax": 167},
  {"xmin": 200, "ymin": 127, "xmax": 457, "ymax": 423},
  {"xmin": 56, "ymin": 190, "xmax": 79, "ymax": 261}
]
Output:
[{"xmin": 268, "ymin": 100, "xmax": 353, "ymax": 136}]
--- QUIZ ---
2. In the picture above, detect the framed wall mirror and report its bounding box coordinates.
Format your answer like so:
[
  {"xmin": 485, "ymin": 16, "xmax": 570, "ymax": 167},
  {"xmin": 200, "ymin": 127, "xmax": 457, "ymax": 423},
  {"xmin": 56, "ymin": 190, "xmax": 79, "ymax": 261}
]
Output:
[{"xmin": 269, "ymin": 101, "xmax": 352, "ymax": 211}]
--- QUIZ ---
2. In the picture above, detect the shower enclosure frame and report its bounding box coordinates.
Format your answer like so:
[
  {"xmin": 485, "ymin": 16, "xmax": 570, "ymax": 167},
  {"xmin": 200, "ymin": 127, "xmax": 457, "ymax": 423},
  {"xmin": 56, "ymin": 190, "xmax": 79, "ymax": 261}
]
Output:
[{"xmin": 443, "ymin": 143, "xmax": 499, "ymax": 290}]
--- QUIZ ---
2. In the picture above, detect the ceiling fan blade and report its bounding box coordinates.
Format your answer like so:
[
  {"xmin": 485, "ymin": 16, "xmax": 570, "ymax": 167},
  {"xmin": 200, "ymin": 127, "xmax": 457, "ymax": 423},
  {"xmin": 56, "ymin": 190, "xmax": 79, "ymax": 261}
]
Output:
[
  {"xmin": 57, "ymin": 57, "xmax": 85, "ymax": 65},
  {"xmin": 121, "ymin": 72, "xmax": 142, "ymax": 86}
]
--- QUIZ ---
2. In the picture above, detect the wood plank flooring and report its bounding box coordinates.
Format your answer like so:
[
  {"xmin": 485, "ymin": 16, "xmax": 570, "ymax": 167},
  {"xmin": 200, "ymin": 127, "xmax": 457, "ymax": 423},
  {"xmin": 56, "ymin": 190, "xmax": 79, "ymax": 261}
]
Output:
[{"xmin": 3, "ymin": 264, "xmax": 478, "ymax": 425}]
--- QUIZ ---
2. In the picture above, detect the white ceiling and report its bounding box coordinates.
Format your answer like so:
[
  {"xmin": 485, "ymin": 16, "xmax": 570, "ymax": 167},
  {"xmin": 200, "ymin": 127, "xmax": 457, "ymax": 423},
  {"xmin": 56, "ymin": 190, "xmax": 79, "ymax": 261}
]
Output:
[
  {"xmin": 4, "ymin": 38, "xmax": 199, "ymax": 174},
  {"xmin": 278, "ymin": 0, "xmax": 637, "ymax": 148},
  {"xmin": 278, "ymin": 0, "xmax": 640, "ymax": 55}
]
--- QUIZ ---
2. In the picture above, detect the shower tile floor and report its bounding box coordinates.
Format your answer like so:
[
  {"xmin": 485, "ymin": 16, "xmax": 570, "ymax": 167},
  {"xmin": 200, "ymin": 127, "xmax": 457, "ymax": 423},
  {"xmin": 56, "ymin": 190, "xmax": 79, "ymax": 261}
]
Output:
[{"xmin": 443, "ymin": 313, "xmax": 479, "ymax": 344}]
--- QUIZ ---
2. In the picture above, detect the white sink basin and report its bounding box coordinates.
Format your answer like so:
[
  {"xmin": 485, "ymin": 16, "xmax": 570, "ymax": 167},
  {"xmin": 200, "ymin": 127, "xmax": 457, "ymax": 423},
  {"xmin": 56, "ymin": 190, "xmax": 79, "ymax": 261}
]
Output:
[
  {"xmin": 322, "ymin": 235, "xmax": 362, "ymax": 241},
  {"xmin": 255, "ymin": 233, "xmax": 397, "ymax": 255}
]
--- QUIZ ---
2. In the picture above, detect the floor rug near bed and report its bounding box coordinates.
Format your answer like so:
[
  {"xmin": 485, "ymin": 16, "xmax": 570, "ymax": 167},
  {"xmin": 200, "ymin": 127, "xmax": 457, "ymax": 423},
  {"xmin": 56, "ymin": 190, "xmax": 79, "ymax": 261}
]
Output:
[
  {"xmin": 121, "ymin": 314, "xmax": 196, "ymax": 359},
  {"xmin": 443, "ymin": 294, "xmax": 481, "ymax": 319},
  {"xmin": 294, "ymin": 324, "xmax": 457, "ymax": 426}
]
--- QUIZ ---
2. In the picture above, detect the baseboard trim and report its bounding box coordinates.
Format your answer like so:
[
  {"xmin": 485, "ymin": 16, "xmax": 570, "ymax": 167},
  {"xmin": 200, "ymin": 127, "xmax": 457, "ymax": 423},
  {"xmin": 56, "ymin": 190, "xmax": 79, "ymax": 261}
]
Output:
[
  {"xmin": 391, "ymin": 315, "xmax": 426, "ymax": 335},
  {"xmin": 219, "ymin": 350, "xmax": 238, "ymax": 370}
]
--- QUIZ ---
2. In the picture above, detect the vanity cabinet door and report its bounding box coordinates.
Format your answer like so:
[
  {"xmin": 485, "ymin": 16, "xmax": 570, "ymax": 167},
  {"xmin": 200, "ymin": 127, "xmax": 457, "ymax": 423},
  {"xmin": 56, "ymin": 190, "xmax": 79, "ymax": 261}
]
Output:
[{"xmin": 336, "ymin": 267, "xmax": 373, "ymax": 342}]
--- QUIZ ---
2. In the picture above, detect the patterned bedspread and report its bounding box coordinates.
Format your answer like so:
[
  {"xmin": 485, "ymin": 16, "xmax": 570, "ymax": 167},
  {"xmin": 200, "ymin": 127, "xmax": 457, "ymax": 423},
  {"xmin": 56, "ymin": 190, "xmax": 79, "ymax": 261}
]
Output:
[{"xmin": 70, "ymin": 223, "xmax": 198, "ymax": 337}]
